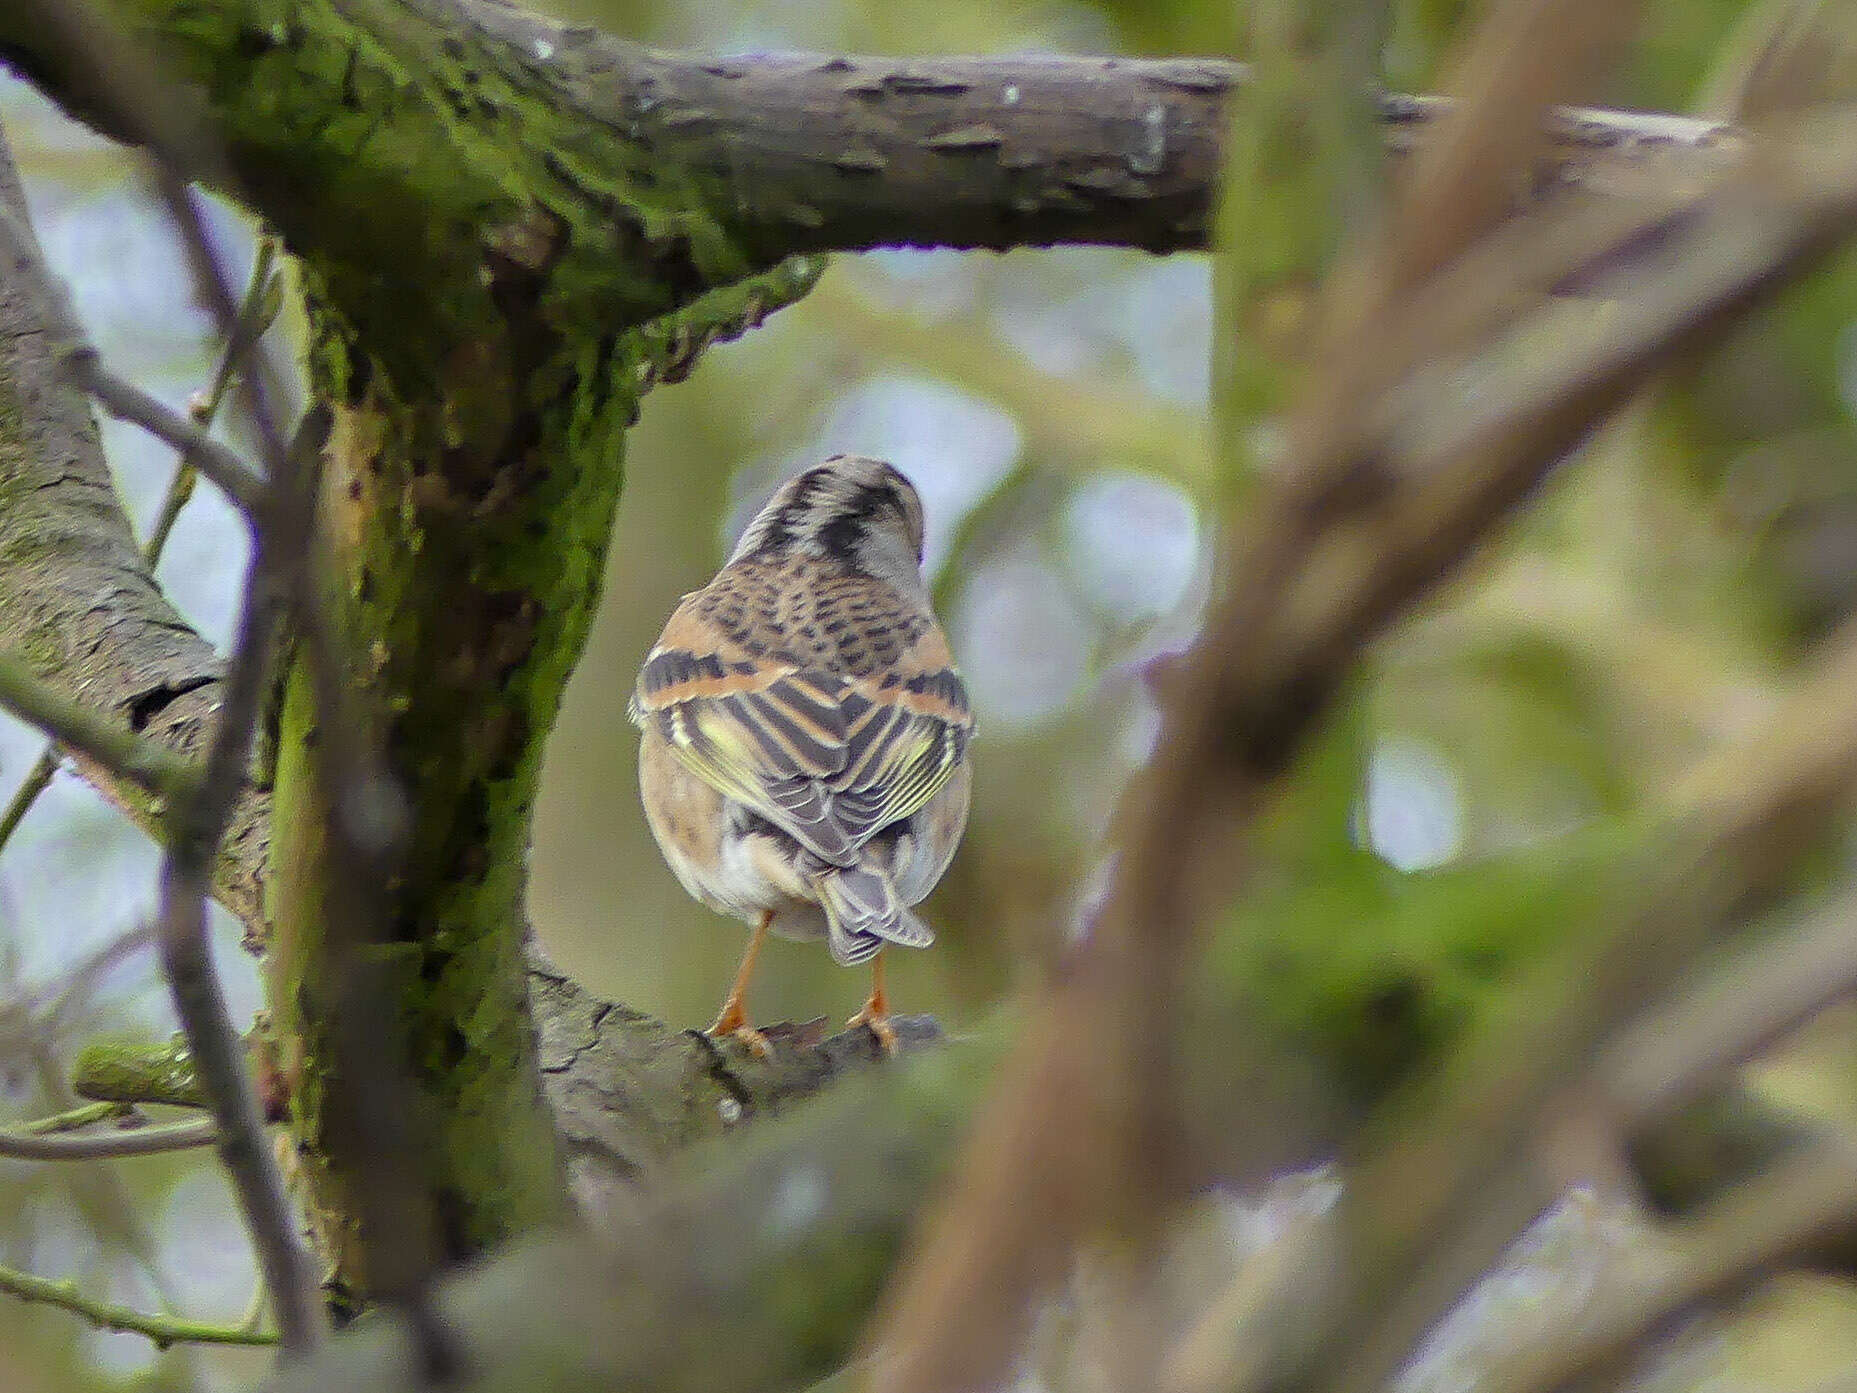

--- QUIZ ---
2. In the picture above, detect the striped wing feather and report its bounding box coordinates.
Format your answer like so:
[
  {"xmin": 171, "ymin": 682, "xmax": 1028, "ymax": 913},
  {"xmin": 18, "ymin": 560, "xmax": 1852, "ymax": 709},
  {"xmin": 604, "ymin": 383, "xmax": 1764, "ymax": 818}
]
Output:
[{"xmin": 633, "ymin": 647, "xmax": 970, "ymax": 869}]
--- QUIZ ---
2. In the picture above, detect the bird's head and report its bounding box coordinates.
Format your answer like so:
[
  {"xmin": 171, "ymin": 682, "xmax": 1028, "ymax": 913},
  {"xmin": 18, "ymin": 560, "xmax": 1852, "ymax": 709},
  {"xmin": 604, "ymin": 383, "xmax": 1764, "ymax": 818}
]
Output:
[{"xmin": 728, "ymin": 455, "xmax": 928, "ymax": 593}]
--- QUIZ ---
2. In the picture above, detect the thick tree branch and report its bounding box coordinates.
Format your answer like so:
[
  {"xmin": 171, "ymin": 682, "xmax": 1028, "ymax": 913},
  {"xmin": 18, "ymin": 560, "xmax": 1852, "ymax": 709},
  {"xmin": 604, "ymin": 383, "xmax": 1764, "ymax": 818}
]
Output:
[
  {"xmin": 253, "ymin": 1033, "xmax": 997, "ymax": 1393},
  {"xmin": 0, "ymin": 123, "xmax": 267, "ymax": 923},
  {"xmin": 0, "ymin": 0, "xmax": 1739, "ymax": 348}
]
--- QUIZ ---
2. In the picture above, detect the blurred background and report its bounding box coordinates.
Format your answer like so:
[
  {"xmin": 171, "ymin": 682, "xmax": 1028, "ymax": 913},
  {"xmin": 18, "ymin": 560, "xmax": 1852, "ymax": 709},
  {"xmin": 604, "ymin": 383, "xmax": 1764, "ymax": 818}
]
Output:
[{"xmin": 5, "ymin": 0, "xmax": 1857, "ymax": 1388}]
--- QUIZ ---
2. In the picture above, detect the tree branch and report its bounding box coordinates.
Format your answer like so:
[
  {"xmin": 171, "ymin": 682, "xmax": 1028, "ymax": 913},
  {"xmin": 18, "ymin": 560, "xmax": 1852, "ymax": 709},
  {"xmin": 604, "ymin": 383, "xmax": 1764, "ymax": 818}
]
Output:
[
  {"xmin": 0, "ymin": 131, "xmax": 266, "ymax": 928},
  {"xmin": 0, "ymin": 0, "xmax": 1739, "ymax": 341},
  {"xmin": 0, "ymin": 1261, "xmax": 277, "ymax": 1347},
  {"xmin": 0, "ymin": 202, "xmax": 264, "ymax": 513},
  {"xmin": 0, "ymin": 650, "xmax": 199, "ymax": 802},
  {"xmin": 0, "ymin": 1114, "xmax": 214, "ymax": 1159},
  {"xmin": 0, "ymin": 236, "xmax": 280, "ymax": 857}
]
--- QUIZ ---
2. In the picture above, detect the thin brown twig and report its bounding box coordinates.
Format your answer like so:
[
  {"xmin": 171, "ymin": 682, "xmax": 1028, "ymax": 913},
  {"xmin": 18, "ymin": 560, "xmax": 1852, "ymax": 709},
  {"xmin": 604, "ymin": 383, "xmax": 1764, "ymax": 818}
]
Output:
[
  {"xmin": 0, "ymin": 202, "xmax": 262, "ymax": 511},
  {"xmin": 144, "ymin": 234, "xmax": 280, "ymax": 556},
  {"xmin": 154, "ymin": 414, "xmax": 329, "ymax": 1355}
]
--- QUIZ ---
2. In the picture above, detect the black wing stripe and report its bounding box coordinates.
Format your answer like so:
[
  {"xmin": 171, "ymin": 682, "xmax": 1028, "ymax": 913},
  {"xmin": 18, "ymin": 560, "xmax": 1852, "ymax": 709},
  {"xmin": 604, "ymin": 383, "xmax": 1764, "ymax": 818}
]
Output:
[
  {"xmin": 731, "ymin": 696, "xmax": 809, "ymax": 778},
  {"xmin": 737, "ymin": 691, "xmax": 841, "ymax": 774},
  {"xmin": 839, "ymin": 703, "xmax": 906, "ymax": 788}
]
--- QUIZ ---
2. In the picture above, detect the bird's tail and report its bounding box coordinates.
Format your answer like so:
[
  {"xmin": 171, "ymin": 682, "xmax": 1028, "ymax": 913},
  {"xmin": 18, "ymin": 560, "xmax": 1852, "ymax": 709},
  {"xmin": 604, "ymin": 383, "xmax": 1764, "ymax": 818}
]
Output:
[{"xmin": 811, "ymin": 864, "xmax": 935, "ymax": 967}]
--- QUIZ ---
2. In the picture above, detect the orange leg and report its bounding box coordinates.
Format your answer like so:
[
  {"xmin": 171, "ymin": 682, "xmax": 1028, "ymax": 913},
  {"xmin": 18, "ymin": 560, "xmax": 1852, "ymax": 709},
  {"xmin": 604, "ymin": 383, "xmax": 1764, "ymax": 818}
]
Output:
[
  {"xmin": 847, "ymin": 950, "xmax": 899, "ymax": 1055},
  {"xmin": 706, "ymin": 910, "xmax": 773, "ymax": 1058}
]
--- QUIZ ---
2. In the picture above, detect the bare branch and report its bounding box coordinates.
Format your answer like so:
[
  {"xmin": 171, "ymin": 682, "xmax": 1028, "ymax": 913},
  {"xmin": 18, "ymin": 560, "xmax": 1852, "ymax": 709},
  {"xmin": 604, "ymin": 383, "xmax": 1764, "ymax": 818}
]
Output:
[
  {"xmin": 0, "ymin": 202, "xmax": 263, "ymax": 512},
  {"xmin": 0, "ymin": 1114, "xmax": 214, "ymax": 1159},
  {"xmin": 0, "ymin": 238, "xmax": 281, "ymax": 856},
  {"xmin": 143, "ymin": 233, "xmax": 280, "ymax": 557},
  {"xmin": 0, "ymin": 651, "xmax": 199, "ymax": 802},
  {"xmin": 153, "ymin": 413, "xmax": 330, "ymax": 1356},
  {"xmin": 0, "ymin": 1261, "xmax": 276, "ymax": 1347}
]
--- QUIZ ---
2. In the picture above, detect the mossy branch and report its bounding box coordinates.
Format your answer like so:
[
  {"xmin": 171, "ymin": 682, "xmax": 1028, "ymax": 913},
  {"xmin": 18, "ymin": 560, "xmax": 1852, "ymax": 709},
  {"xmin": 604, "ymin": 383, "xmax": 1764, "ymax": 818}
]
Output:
[{"xmin": 0, "ymin": 2, "xmax": 1737, "ymax": 336}]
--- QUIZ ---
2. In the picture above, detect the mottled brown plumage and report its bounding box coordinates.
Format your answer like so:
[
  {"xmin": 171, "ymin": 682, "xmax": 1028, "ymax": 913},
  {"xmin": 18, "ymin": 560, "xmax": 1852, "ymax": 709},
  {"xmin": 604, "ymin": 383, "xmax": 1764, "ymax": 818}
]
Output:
[{"xmin": 630, "ymin": 455, "xmax": 974, "ymax": 1052}]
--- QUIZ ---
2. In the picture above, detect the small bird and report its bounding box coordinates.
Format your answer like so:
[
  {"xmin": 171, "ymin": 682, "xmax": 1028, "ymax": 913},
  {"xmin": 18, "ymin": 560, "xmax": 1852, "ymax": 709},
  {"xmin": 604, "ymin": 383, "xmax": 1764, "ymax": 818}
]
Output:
[{"xmin": 630, "ymin": 455, "xmax": 974, "ymax": 1054}]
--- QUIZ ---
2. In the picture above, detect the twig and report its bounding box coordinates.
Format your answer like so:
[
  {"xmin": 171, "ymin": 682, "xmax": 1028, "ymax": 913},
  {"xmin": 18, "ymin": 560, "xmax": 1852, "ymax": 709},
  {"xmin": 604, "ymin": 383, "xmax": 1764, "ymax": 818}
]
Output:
[
  {"xmin": 0, "ymin": 201, "xmax": 263, "ymax": 511},
  {"xmin": 13, "ymin": 1099, "xmax": 133, "ymax": 1133},
  {"xmin": 0, "ymin": 1115, "xmax": 213, "ymax": 1160},
  {"xmin": 1602, "ymin": 889, "xmax": 1857, "ymax": 1124},
  {"xmin": 0, "ymin": 236, "xmax": 283, "ymax": 857},
  {"xmin": 0, "ymin": 751, "xmax": 57, "ymax": 853},
  {"xmin": 154, "ymin": 415, "xmax": 329, "ymax": 1356},
  {"xmin": 0, "ymin": 1261, "xmax": 277, "ymax": 1347},
  {"xmin": 0, "ymin": 651, "xmax": 199, "ymax": 801},
  {"xmin": 1486, "ymin": 1136, "xmax": 1857, "ymax": 1393},
  {"xmin": 146, "ymin": 234, "xmax": 280, "ymax": 555}
]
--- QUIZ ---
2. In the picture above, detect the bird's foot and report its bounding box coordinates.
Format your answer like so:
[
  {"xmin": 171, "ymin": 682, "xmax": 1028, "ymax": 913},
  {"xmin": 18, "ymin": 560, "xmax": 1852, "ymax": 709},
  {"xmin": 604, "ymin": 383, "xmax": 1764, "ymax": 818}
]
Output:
[
  {"xmin": 705, "ymin": 999, "xmax": 773, "ymax": 1059},
  {"xmin": 847, "ymin": 1003, "xmax": 899, "ymax": 1056}
]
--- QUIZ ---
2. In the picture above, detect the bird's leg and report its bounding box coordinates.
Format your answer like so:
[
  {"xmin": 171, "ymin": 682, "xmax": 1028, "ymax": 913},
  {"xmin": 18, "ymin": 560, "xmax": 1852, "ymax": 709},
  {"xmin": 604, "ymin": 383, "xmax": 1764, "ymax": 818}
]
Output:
[
  {"xmin": 847, "ymin": 950, "xmax": 899, "ymax": 1055},
  {"xmin": 706, "ymin": 910, "xmax": 773, "ymax": 1058}
]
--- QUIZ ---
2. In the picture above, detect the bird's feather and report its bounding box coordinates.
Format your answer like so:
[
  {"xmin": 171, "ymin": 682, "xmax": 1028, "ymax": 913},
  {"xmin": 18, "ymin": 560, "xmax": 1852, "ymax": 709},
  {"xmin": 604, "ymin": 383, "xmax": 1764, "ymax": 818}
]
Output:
[{"xmin": 813, "ymin": 865, "xmax": 935, "ymax": 965}]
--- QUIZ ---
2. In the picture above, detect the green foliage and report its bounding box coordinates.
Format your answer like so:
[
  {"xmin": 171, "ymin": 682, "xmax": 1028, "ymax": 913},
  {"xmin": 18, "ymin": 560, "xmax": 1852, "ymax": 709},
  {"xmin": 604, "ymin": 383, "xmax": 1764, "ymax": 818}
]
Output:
[{"xmin": 1209, "ymin": 816, "xmax": 1635, "ymax": 1109}]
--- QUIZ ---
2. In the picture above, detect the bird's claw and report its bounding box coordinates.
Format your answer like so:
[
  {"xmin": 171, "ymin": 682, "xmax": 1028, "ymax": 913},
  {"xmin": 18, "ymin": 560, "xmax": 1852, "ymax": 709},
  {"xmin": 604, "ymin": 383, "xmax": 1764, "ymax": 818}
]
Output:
[{"xmin": 847, "ymin": 1006, "xmax": 899, "ymax": 1056}]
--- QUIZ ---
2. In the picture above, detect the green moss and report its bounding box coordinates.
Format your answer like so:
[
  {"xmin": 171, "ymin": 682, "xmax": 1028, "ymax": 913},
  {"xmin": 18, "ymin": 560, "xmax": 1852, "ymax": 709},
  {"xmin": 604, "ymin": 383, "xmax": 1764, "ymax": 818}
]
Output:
[
  {"xmin": 267, "ymin": 244, "xmax": 822, "ymax": 1292},
  {"xmin": 1206, "ymin": 822, "xmax": 1642, "ymax": 1110},
  {"xmin": 73, "ymin": 1034, "xmax": 205, "ymax": 1107}
]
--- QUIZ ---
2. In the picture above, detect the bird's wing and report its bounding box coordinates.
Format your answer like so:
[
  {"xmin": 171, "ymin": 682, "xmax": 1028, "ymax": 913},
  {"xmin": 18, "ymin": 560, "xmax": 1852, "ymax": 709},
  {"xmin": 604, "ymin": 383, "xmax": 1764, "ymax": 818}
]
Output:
[
  {"xmin": 631, "ymin": 594, "xmax": 973, "ymax": 867},
  {"xmin": 826, "ymin": 650, "xmax": 972, "ymax": 848},
  {"xmin": 632, "ymin": 640, "xmax": 860, "ymax": 865}
]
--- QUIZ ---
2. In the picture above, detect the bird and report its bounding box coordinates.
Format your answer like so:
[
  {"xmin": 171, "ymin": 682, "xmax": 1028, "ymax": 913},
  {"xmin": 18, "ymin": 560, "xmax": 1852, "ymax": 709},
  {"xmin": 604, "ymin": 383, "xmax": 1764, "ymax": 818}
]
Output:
[{"xmin": 630, "ymin": 455, "xmax": 974, "ymax": 1055}]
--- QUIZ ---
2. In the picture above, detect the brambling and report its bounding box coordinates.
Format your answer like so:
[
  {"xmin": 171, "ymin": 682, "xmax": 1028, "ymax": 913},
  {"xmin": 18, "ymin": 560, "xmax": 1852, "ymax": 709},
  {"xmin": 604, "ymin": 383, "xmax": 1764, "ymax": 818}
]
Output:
[{"xmin": 630, "ymin": 455, "xmax": 974, "ymax": 1054}]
